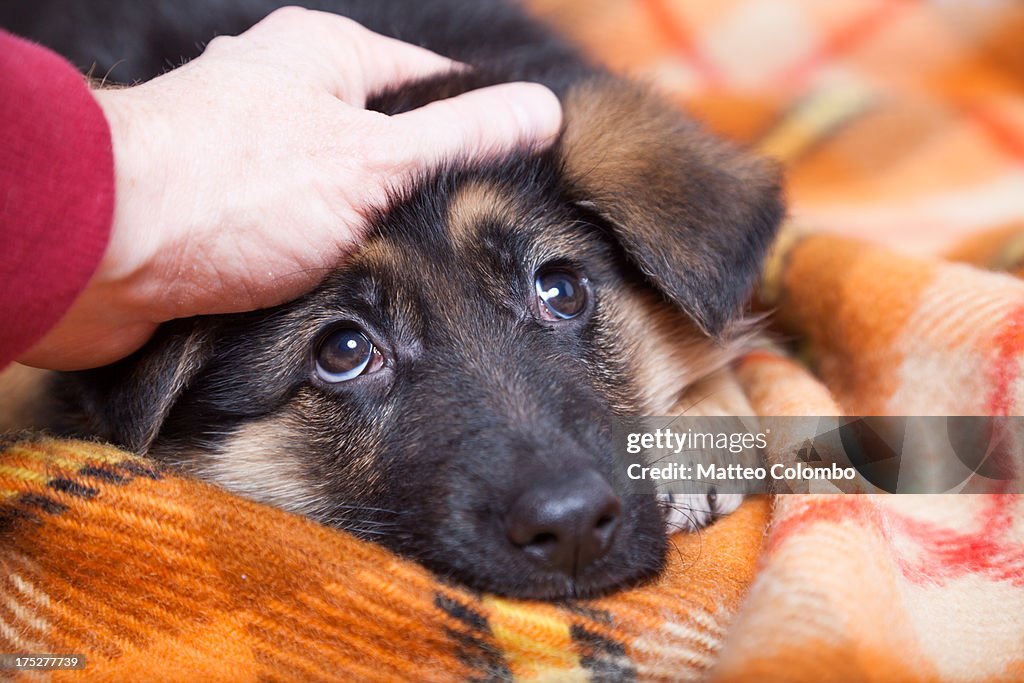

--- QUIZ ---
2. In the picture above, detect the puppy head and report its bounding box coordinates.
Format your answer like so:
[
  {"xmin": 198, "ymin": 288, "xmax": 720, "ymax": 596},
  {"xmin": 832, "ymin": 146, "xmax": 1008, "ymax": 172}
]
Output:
[{"xmin": 60, "ymin": 77, "xmax": 782, "ymax": 599}]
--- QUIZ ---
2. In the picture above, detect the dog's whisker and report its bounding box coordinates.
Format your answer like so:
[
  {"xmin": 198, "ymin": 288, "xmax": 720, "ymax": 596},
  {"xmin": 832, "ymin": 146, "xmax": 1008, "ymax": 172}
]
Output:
[
  {"xmin": 673, "ymin": 391, "xmax": 719, "ymax": 421},
  {"xmin": 326, "ymin": 519, "xmax": 400, "ymax": 528},
  {"xmin": 328, "ymin": 504, "xmax": 405, "ymax": 516},
  {"xmin": 343, "ymin": 527, "xmax": 393, "ymax": 539},
  {"xmin": 662, "ymin": 505, "xmax": 738, "ymax": 518},
  {"xmin": 267, "ymin": 265, "xmax": 339, "ymax": 283}
]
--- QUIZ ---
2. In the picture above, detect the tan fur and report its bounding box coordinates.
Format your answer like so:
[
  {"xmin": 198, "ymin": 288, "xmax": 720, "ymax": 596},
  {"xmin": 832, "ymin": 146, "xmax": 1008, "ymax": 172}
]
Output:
[
  {"xmin": 605, "ymin": 284, "xmax": 749, "ymax": 415},
  {"xmin": 178, "ymin": 396, "xmax": 392, "ymax": 524},
  {"xmin": 672, "ymin": 368, "xmax": 756, "ymax": 418},
  {"xmin": 561, "ymin": 80, "xmax": 688, "ymax": 216},
  {"xmin": 560, "ymin": 77, "xmax": 783, "ymax": 336},
  {"xmin": 560, "ymin": 78, "xmax": 775, "ymax": 237},
  {"xmin": 446, "ymin": 181, "xmax": 519, "ymax": 249},
  {"xmin": 181, "ymin": 417, "xmax": 326, "ymax": 518}
]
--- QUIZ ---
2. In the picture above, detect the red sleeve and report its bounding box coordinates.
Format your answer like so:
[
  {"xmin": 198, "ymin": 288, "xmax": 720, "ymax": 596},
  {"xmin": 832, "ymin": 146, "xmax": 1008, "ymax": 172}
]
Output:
[{"xmin": 0, "ymin": 30, "xmax": 114, "ymax": 368}]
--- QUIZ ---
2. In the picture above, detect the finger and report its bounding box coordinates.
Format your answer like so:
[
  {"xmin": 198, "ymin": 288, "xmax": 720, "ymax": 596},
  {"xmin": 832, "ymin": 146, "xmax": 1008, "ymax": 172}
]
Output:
[
  {"xmin": 240, "ymin": 7, "xmax": 463, "ymax": 101},
  {"xmin": 349, "ymin": 27, "xmax": 467, "ymax": 96},
  {"xmin": 387, "ymin": 82, "xmax": 563, "ymax": 168}
]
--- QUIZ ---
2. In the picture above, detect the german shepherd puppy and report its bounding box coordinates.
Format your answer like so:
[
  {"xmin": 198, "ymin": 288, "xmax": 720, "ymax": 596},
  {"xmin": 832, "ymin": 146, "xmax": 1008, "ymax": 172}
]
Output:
[{"xmin": 2, "ymin": 0, "xmax": 782, "ymax": 599}]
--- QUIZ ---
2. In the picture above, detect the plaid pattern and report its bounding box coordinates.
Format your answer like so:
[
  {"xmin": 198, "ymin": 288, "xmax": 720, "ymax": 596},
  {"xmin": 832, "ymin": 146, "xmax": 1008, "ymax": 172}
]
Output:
[
  {"xmin": 719, "ymin": 231, "xmax": 1024, "ymax": 682},
  {"xmin": 0, "ymin": 438, "xmax": 768, "ymax": 682},
  {"xmin": 531, "ymin": 0, "xmax": 1024, "ymax": 255}
]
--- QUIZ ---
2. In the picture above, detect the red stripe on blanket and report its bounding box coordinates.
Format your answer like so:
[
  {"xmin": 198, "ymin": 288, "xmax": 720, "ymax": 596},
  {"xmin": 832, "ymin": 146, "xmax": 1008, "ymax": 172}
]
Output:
[
  {"xmin": 986, "ymin": 303, "xmax": 1024, "ymax": 415},
  {"xmin": 890, "ymin": 493, "xmax": 1024, "ymax": 587},
  {"xmin": 765, "ymin": 495, "xmax": 1024, "ymax": 587},
  {"xmin": 966, "ymin": 104, "xmax": 1024, "ymax": 163},
  {"xmin": 762, "ymin": 497, "xmax": 880, "ymax": 557},
  {"xmin": 777, "ymin": 0, "xmax": 912, "ymax": 87},
  {"xmin": 640, "ymin": 0, "xmax": 724, "ymax": 87}
]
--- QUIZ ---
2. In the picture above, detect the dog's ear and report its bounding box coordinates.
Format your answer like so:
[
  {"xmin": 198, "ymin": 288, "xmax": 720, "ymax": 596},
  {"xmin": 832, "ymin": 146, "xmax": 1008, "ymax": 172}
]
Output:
[
  {"xmin": 559, "ymin": 77, "xmax": 784, "ymax": 336},
  {"xmin": 60, "ymin": 321, "xmax": 215, "ymax": 454}
]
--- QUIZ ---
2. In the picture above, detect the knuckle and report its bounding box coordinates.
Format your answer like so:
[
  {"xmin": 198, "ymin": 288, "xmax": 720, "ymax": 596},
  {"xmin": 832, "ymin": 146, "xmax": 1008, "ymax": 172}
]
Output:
[
  {"xmin": 203, "ymin": 34, "xmax": 235, "ymax": 54},
  {"xmin": 266, "ymin": 7, "xmax": 363, "ymax": 39},
  {"xmin": 327, "ymin": 14, "xmax": 363, "ymax": 35},
  {"xmin": 265, "ymin": 5, "xmax": 310, "ymax": 24}
]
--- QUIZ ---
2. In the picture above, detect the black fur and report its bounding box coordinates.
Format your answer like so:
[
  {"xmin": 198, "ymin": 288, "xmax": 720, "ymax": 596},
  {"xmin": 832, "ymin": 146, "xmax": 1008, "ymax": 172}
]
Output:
[
  {"xmin": 4, "ymin": 0, "xmax": 784, "ymax": 598},
  {"xmin": 2, "ymin": 0, "xmax": 593, "ymax": 91}
]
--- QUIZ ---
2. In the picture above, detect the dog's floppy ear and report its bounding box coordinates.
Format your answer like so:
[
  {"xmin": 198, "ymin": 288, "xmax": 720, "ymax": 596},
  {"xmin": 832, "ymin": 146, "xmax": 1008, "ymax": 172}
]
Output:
[
  {"xmin": 60, "ymin": 321, "xmax": 215, "ymax": 454},
  {"xmin": 559, "ymin": 77, "xmax": 784, "ymax": 336}
]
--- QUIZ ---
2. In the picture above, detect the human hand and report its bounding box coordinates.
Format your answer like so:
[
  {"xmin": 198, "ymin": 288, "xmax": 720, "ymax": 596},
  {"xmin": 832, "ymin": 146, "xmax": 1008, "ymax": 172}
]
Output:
[{"xmin": 20, "ymin": 6, "xmax": 562, "ymax": 370}]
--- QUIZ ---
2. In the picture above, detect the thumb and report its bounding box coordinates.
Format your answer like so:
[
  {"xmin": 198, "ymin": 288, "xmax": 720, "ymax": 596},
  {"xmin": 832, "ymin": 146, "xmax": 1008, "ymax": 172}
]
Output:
[{"xmin": 388, "ymin": 82, "xmax": 562, "ymax": 168}]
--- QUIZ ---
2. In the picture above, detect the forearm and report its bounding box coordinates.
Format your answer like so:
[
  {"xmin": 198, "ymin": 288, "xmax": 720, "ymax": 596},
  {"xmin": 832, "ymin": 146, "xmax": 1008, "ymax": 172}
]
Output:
[{"xmin": 0, "ymin": 30, "xmax": 114, "ymax": 368}]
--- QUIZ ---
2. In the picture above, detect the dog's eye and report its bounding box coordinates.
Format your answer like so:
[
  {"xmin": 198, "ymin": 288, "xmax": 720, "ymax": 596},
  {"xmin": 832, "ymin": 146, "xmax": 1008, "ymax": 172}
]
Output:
[
  {"xmin": 534, "ymin": 268, "xmax": 587, "ymax": 320},
  {"xmin": 315, "ymin": 328, "xmax": 381, "ymax": 383}
]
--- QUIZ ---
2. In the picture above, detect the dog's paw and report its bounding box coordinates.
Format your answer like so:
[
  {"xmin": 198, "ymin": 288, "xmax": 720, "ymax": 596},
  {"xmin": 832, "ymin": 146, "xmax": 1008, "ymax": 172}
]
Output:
[{"xmin": 660, "ymin": 490, "xmax": 743, "ymax": 532}]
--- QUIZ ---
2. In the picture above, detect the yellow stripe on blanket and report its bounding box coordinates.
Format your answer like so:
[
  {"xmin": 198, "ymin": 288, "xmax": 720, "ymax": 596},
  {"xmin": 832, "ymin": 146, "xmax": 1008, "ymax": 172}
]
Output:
[{"xmin": 484, "ymin": 597, "xmax": 583, "ymax": 681}]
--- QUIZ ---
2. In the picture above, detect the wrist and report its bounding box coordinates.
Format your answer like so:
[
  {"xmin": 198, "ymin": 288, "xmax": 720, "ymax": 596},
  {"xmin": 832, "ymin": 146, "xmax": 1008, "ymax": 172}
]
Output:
[{"xmin": 90, "ymin": 86, "xmax": 170, "ymax": 325}]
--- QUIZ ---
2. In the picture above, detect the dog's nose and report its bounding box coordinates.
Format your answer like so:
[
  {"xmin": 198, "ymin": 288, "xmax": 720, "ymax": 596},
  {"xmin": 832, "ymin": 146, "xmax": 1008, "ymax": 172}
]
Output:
[{"xmin": 506, "ymin": 469, "xmax": 621, "ymax": 576}]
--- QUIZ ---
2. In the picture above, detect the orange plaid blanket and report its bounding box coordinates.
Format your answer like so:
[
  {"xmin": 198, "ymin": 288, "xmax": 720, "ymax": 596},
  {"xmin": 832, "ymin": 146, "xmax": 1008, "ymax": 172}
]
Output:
[
  {"xmin": 531, "ymin": 0, "xmax": 1024, "ymax": 255},
  {"xmin": 3, "ymin": 1, "xmax": 1024, "ymax": 680},
  {"xmin": 2, "ymin": 229, "xmax": 1022, "ymax": 681}
]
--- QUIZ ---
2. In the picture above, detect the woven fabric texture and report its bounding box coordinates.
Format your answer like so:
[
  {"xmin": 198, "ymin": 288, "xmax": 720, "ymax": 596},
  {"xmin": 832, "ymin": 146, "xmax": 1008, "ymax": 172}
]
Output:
[{"xmin": 530, "ymin": 0, "xmax": 1024, "ymax": 255}]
